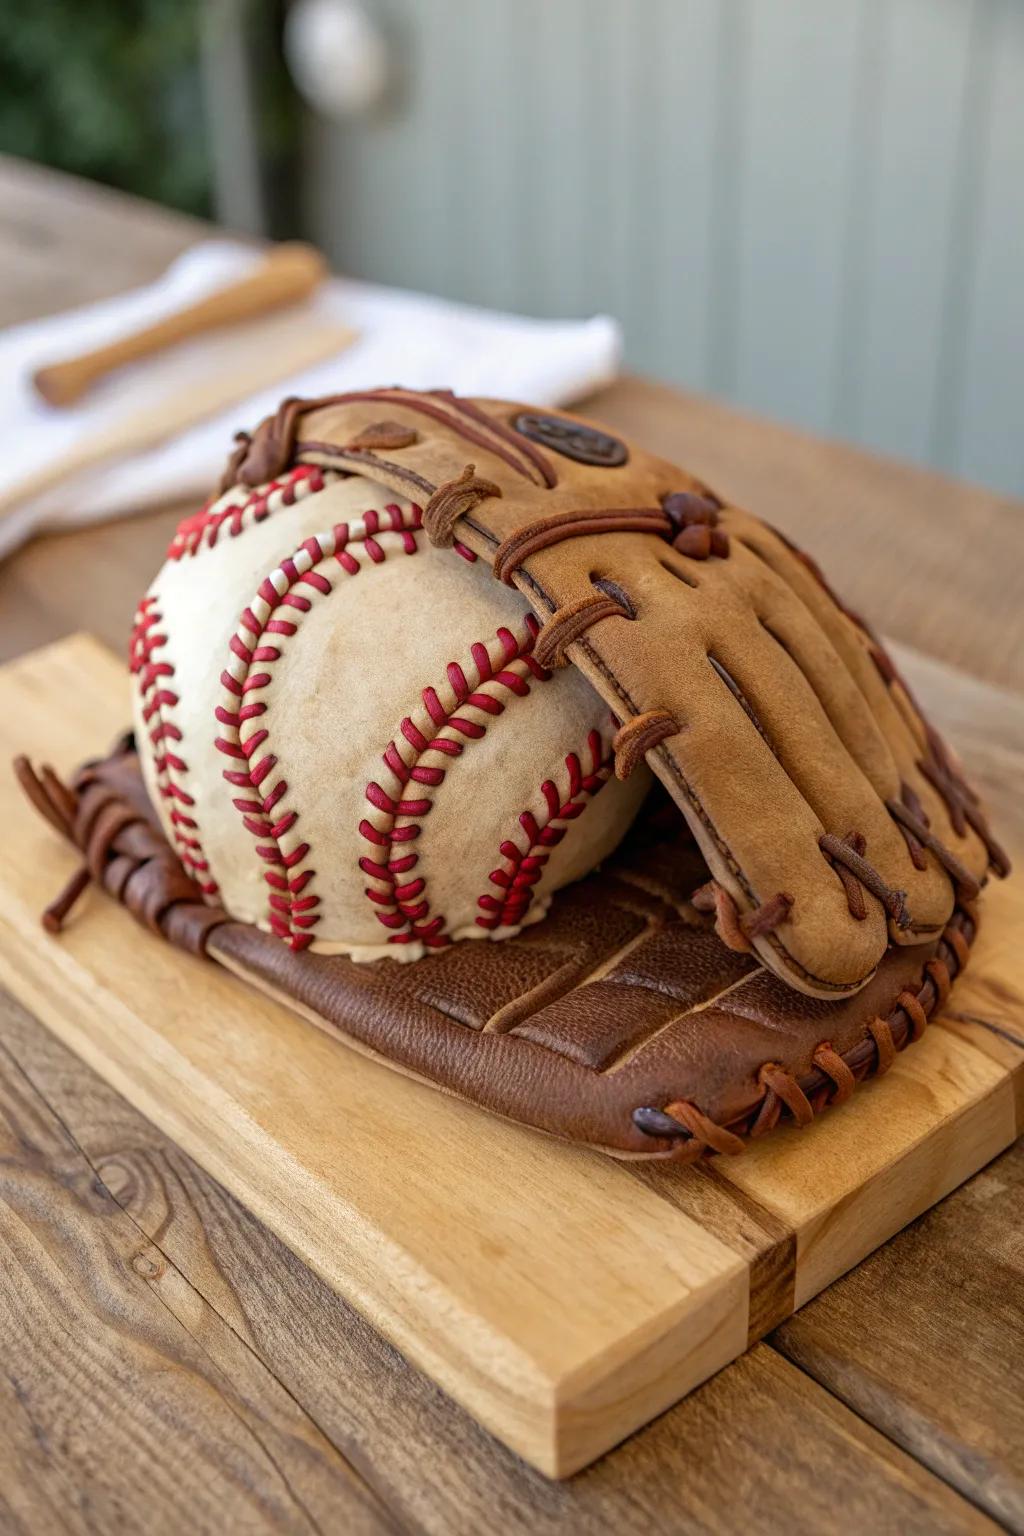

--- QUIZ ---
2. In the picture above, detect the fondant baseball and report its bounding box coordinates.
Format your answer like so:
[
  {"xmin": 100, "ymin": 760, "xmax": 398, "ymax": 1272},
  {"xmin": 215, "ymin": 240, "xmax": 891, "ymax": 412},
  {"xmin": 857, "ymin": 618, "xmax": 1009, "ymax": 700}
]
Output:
[{"xmin": 131, "ymin": 464, "xmax": 651, "ymax": 959}]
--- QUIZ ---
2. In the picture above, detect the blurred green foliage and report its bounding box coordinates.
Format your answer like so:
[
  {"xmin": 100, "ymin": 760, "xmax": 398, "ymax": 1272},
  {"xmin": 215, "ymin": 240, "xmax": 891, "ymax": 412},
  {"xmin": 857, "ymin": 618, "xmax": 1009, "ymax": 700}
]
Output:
[{"xmin": 0, "ymin": 0, "xmax": 212, "ymax": 214}]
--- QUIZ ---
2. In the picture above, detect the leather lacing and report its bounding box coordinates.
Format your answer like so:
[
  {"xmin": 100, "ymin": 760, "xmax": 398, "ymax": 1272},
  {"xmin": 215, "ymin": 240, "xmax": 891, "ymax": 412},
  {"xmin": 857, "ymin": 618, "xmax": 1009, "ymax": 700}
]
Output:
[
  {"xmin": 633, "ymin": 911, "xmax": 970, "ymax": 1158},
  {"xmin": 819, "ymin": 831, "xmax": 911, "ymax": 928},
  {"xmin": 532, "ymin": 590, "xmax": 634, "ymax": 669},
  {"xmin": 887, "ymin": 798, "xmax": 981, "ymax": 898},
  {"xmin": 419, "ymin": 482, "xmax": 736, "ymax": 784},
  {"xmin": 689, "ymin": 812, "xmax": 971, "ymax": 960},
  {"xmin": 425, "ymin": 483, "xmax": 731, "ymax": 667},
  {"xmin": 662, "ymin": 490, "xmax": 731, "ymax": 560},
  {"xmin": 422, "ymin": 463, "xmax": 503, "ymax": 547},
  {"xmin": 13, "ymin": 752, "xmax": 226, "ymax": 955},
  {"xmin": 612, "ymin": 711, "xmax": 680, "ymax": 779},
  {"xmin": 691, "ymin": 880, "xmax": 793, "ymax": 952},
  {"xmin": 490, "ymin": 506, "xmax": 672, "ymax": 584}
]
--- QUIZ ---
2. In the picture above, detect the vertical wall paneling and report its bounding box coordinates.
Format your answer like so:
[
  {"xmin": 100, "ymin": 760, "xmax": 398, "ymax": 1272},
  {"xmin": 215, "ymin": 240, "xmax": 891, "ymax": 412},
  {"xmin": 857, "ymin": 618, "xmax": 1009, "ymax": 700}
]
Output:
[
  {"xmin": 522, "ymin": 0, "xmax": 591, "ymax": 318},
  {"xmin": 927, "ymin": 0, "xmax": 994, "ymax": 475},
  {"xmin": 830, "ymin": 0, "xmax": 885, "ymax": 441},
  {"xmin": 705, "ymin": 0, "xmax": 749, "ymax": 396},
  {"xmin": 955, "ymin": 0, "xmax": 1024, "ymax": 494},
  {"xmin": 653, "ymin": 0, "xmax": 727, "ymax": 392},
  {"xmin": 732, "ymin": 0, "xmax": 863, "ymax": 434},
  {"xmin": 849, "ymin": 0, "xmax": 978, "ymax": 463},
  {"xmin": 302, "ymin": 0, "xmax": 1024, "ymax": 498},
  {"xmin": 404, "ymin": 0, "xmax": 478, "ymax": 301}
]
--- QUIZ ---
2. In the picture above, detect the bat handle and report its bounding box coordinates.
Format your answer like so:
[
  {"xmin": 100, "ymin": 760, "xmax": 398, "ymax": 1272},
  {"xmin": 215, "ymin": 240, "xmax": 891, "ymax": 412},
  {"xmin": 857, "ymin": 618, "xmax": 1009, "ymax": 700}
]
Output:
[{"xmin": 32, "ymin": 242, "xmax": 328, "ymax": 408}]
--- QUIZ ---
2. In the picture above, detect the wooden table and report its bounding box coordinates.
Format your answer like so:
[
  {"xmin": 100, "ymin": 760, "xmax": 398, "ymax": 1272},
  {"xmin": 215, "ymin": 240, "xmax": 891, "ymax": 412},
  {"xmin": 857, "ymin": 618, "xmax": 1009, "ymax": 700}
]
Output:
[{"xmin": 1, "ymin": 156, "xmax": 1021, "ymax": 1535}]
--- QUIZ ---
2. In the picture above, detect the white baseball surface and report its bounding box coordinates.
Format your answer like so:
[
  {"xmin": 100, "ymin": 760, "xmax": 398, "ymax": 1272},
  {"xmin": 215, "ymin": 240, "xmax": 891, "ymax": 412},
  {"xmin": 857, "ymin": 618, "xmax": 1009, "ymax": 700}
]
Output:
[{"xmin": 131, "ymin": 465, "xmax": 651, "ymax": 960}]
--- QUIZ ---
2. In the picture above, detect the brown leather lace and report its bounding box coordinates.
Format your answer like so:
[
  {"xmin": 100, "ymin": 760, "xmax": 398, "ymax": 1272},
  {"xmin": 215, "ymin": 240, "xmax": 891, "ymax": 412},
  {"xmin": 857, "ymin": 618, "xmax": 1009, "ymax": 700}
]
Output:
[
  {"xmin": 897, "ymin": 987, "xmax": 928, "ymax": 1041},
  {"xmin": 868, "ymin": 1016, "xmax": 896, "ymax": 1075},
  {"xmin": 893, "ymin": 781, "xmax": 929, "ymax": 870},
  {"xmin": 636, "ymin": 903, "xmax": 973, "ymax": 1156},
  {"xmin": 819, "ymin": 831, "xmax": 911, "ymax": 928},
  {"xmin": 492, "ymin": 506, "xmax": 671, "ymax": 585},
  {"xmin": 691, "ymin": 880, "xmax": 793, "ymax": 953},
  {"xmin": 663, "ymin": 1100, "xmax": 745, "ymax": 1156},
  {"xmin": 612, "ymin": 710, "xmax": 679, "ymax": 779},
  {"xmin": 758, "ymin": 1061, "xmax": 814, "ymax": 1127},
  {"xmin": 661, "ymin": 490, "xmax": 731, "ymax": 561},
  {"xmin": 886, "ymin": 799, "xmax": 982, "ymax": 898},
  {"xmin": 422, "ymin": 464, "xmax": 503, "ymax": 547},
  {"xmin": 681, "ymin": 830, "xmax": 928, "ymax": 960},
  {"xmin": 869, "ymin": 643, "xmax": 1009, "ymax": 881},
  {"xmin": 14, "ymin": 755, "xmax": 225, "ymax": 954},
  {"xmin": 223, "ymin": 387, "xmax": 556, "ymax": 495},
  {"xmin": 533, "ymin": 590, "xmax": 633, "ymax": 669},
  {"xmin": 925, "ymin": 956, "xmax": 952, "ymax": 1012},
  {"xmin": 811, "ymin": 1043, "xmax": 855, "ymax": 1104},
  {"xmin": 672, "ymin": 524, "xmax": 730, "ymax": 560}
]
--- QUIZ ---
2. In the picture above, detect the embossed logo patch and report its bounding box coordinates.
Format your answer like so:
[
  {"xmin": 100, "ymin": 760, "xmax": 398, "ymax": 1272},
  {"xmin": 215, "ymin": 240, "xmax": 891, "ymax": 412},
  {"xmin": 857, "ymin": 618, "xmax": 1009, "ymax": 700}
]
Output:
[{"xmin": 512, "ymin": 412, "xmax": 629, "ymax": 468}]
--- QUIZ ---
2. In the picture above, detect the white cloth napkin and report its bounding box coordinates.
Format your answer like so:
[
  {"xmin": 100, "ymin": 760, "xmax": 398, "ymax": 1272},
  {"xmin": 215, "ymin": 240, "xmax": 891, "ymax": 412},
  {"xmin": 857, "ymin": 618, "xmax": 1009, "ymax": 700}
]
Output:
[{"xmin": 0, "ymin": 240, "xmax": 621, "ymax": 559}]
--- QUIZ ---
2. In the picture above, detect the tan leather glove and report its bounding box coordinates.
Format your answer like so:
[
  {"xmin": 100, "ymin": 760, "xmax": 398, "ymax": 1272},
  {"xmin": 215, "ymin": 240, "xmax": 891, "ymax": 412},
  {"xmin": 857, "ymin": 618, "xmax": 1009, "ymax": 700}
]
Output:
[{"xmin": 214, "ymin": 387, "xmax": 1006, "ymax": 999}]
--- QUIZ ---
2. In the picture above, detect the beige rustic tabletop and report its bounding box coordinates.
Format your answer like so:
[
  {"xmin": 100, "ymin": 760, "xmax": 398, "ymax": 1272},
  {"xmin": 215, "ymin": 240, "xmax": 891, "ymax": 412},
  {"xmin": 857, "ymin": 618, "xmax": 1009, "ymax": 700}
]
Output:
[{"xmin": 0, "ymin": 154, "xmax": 1021, "ymax": 1535}]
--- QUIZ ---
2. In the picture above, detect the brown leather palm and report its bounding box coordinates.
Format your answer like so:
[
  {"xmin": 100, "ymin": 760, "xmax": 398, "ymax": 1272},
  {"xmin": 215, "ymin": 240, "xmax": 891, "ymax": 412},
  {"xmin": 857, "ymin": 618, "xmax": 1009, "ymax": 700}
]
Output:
[
  {"xmin": 216, "ymin": 387, "xmax": 1004, "ymax": 999},
  {"xmin": 17, "ymin": 745, "xmax": 975, "ymax": 1160}
]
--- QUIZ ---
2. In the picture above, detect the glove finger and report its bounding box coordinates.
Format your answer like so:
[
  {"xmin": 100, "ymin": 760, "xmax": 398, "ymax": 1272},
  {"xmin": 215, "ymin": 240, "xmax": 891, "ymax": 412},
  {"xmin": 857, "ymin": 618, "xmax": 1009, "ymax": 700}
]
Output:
[
  {"xmin": 632, "ymin": 564, "xmax": 890, "ymax": 994},
  {"xmin": 726, "ymin": 512, "xmax": 992, "ymax": 887},
  {"xmin": 722, "ymin": 543, "xmax": 900, "ymax": 796},
  {"xmin": 707, "ymin": 605, "xmax": 954, "ymax": 943}
]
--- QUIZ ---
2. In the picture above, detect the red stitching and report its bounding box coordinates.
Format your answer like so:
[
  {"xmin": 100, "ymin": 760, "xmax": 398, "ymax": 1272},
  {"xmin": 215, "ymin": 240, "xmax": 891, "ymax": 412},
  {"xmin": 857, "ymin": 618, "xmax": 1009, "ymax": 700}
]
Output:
[
  {"xmin": 475, "ymin": 729, "xmax": 612, "ymax": 931},
  {"xmin": 214, "ymin": 503, "xmax": 423, "ymax": 950},
  {"xmin": 167, "ymin": 462, "xmax": 480, "ymax": 566},
  {"xmin": 359, "ymin": 615, "xmax": 553, "ymax": 948},
  {"xmin": 167, "ymin": 465, "xmax": 336, "ymax": 560},
  {"xmin": 128, "ymin": 595, "xmax": 219, "ymax": 897}
]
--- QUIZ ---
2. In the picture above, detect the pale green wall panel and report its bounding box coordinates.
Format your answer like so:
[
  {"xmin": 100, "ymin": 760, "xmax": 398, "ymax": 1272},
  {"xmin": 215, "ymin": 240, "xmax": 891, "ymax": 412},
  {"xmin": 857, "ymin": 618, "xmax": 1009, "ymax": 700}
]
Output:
[
  {"xmin": 845, "ymin": 0, "xmax": 979, "ymax": 462},
  {"xmin": 302, "ymin": 0, "xmax": 1024, "ymax": 498},
  {"xmin": 731, "ymin": 0, "xmax": 864, "ymax": 433},
  {"xmin": 955, "ymin": 0, "xmax": 1024, "ymax": 494}
]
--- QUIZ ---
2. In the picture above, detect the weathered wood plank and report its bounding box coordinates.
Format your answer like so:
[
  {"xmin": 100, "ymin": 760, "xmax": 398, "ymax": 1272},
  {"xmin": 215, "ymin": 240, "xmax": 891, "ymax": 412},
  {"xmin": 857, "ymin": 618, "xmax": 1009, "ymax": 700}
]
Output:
[
  {"xmin": 0, "ymin": 1016, "xmax": 396, "ymax": 1536},
  {"xmin": 774, "ymin": 1137, "xmax": 1024, "ymax": 1531},
  {"xmin": 0, "ymin": 991, "xmax": 1000, "ymax": 1535}
]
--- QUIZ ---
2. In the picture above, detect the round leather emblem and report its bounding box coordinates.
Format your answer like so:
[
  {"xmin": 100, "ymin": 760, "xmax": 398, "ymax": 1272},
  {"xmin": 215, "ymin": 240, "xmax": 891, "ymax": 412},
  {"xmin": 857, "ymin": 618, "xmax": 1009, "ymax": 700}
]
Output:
[{"xmin": 512, "ymin": 411, "xmax": 629, "ymax": 467}]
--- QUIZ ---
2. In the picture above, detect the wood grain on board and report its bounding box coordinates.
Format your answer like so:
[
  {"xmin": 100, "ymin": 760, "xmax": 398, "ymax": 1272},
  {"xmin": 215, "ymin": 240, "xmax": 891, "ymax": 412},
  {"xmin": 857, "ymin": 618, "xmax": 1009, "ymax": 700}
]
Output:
[
  {"xmin": 0, "ymin": 1008, "xmax": 394, "ymax": 1536},
  {"xmin": 0, "ymin": 633, "xmax": 1019, "ymax": 1477},
  {"xmin": 775, "ymin": 1135, "xmax": 1024, "ymax": 1533},
  {"xmin": 0, "ymin": 989, "xmax": 1002, "ymax": 1536}
]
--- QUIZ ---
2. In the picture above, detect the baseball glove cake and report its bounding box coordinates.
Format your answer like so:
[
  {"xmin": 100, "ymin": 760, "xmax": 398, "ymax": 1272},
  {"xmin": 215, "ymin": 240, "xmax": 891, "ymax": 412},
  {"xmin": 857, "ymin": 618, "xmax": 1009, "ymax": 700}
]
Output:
[{"xmin": 17, "ymin": 387, "xmax": 1008, "ymax": 1159}]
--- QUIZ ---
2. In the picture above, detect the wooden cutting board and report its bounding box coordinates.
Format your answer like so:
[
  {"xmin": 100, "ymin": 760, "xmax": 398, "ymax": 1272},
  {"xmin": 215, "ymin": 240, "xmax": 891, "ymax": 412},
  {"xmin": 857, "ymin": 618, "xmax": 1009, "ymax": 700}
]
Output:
[{"xmin": 1, "ymin": 634, "xmax": 1021, "ymax": 1478}]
